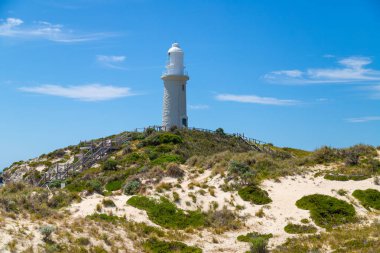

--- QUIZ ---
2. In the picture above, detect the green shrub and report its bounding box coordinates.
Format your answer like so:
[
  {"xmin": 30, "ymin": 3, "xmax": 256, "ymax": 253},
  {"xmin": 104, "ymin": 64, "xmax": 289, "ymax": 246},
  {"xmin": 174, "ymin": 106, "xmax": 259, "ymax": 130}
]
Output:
[
  {"xmin": 87, "ymin": 213, "xmax": 122, "ymax": 224},
  {"xmin": 143, "ymin": 238, "xmax": 202, "ymax": 253},
  {"xmin": 229, "ymin": 161, "xmax": 251, "ymax": 176},
  {"xmin": 296, "ymin": 194, "xmax": 356, "ymax": 229},
  {"xmin": 124, "ymin": 179, "xmax": 141, "ymax": 195},
  {"xmin": 238, "ymin": 185, "xmax": 272, "ymax": 205},
  {"xmin": 102, "ymin": 159, "xmax": 118, "ymax": 171},
  {"xmin": 151, "ymin": 154, "xmax": 185, "ymax": 166},
  {"xmin": 122, "ymin": 152, "xmax": 148, "ymax": 165},
  {"xmin": 105, "ymin": 180, "xmax": 123, "ymax": 192},
  {"xmin": 143, "ymin": 133, "xmax": 183, "ymax": 146},
  {"xmin": 86, "ymin": 180, "xmax": 103, "ymax": 194},
  {"xmin": 102, "ymin": 198, "xmax": 116, "ymax": 207},
  {"xmin": 284, "ymin": 223, "xmax": 317, "ymax": 234},
  {"xmin": 127, "ymin": 196, "xmax": 205, "ymax": 229},
  {"xmin": 76, "ymin": 237, "xmax": 90, "ymax": 246},
  {"xmin": 237, "ymin": 232, "xmax": 272, "ymax": 253},
  {"xmin": 324, "ymin": 174, "xmax": 370, "ymax": 181},
  {"xmin": 352, "ymin": 189, "xmax": 380, "ymax": 210},
  {"xmin": 39, "ymin": 225, "xmax": 56, "ymax": 242},
  {"xmin": 215, "ymin": 128, "xmax": 225, "ymax": 135}
]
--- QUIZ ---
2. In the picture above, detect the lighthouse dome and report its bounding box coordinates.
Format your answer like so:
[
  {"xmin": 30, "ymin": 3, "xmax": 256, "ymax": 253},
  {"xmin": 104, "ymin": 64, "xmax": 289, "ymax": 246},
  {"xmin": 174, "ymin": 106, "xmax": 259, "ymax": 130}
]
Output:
[{"xmin": 168, "ymin": 43, "xmax": 183, "ymax": 54}]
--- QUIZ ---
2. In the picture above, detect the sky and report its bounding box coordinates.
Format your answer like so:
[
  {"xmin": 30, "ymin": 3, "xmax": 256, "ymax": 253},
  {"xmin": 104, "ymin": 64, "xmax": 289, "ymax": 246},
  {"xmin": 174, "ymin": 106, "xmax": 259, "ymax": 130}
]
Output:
[{"xmin": 1, "ymin": 0, "xmax": 380, "ymax": 169}]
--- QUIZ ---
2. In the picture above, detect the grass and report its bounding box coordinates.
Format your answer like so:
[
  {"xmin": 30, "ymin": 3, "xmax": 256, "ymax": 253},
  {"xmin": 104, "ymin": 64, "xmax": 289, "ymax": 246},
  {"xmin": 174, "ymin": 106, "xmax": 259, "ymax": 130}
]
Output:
[
  {"xmin": 238, "ymin": 185, "xmax": 272, "ymax": 205},
  {"xmin": 273, "ymin": 222, "xmax": 380, "ymax": 253},
  {"xmin": 143, "ymin": 238, "xmax": 202, "ymax": 253},
  {"xmin": 284, "ymin": 223, "xmax": 317, "ymax": 234},
  {"xmin": 127, "ymin": 196, "xmax": 205, "ymax": 229},
  {"xmin": 296, "ymin": 194, "xmax": 356, "ymax": 229},
  {"xmin": 352, "ymin": 189, "xmax": 380, "ymax": 210},
  {"xmin": 87, "ymin": 213, "xmax": 123, "ymax": 224}
]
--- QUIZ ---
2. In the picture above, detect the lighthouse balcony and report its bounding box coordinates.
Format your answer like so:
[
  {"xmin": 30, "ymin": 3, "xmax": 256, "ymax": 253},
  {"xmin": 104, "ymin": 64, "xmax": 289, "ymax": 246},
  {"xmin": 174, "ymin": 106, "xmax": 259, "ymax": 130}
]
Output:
[{"xmin": 162, "ymin": 69, "xmax": 188, "ymax": 77}]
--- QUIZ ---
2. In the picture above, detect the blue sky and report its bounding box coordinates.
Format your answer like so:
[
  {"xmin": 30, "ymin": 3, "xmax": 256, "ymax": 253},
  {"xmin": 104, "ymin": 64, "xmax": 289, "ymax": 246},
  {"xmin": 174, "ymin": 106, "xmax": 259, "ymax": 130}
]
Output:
[{"xmin": 1, "ymin": 0, "xmax": 380, "ymax": 169}]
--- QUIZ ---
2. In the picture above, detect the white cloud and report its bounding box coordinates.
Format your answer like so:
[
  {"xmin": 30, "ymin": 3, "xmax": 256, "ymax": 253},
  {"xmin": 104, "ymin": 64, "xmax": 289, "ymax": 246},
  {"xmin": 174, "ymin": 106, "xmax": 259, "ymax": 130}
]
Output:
[
  {"xmin": 189, "ymin": 104, "xmax": 209, "ymax": 110},
  {"xmin": 96, "ymin": 55, "xmax": 127, "ymax": 69},
  {"xmin": 0, "ymin": 18, "xmax": 111, "ymax": 43},
  {"xmin": 271, "ymin": 70, "xmax": 303, "ymax": 78},
  {"xmin": 265, "ymin": 56, "xmax": 380, "ymax": 84},
  {"xmin": 97, "ymin": 55, "xmax": 126, "ymax": 63},
  {"xmin": 346, "ymin": 116, "xmax": 380, "ymax": 123},
  {"xmin": 19, "ymin": 84, "xmax": 135, "ymax": 101},
  {"xmin": 369, "ymin": 85, "xmax": 380, "ymax": 99},
  {"xmin": 215, "ymin": 94, "xmax": 299, "ymax": 106}
]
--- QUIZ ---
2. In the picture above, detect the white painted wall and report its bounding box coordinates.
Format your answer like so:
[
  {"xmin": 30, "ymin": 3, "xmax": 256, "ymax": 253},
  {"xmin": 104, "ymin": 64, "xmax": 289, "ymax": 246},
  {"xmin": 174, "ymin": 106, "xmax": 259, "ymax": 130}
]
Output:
[{"xmin": 162, "ymin": 43, "xmax": 189, "ymax": 129}]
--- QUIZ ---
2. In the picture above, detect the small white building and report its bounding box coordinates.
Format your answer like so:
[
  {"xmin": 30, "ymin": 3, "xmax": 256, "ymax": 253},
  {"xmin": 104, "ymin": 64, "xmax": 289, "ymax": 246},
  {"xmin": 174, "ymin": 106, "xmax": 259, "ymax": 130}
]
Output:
[{"xmin": 161, "ymin": 43, "xmax": 189, "ymax": 129}]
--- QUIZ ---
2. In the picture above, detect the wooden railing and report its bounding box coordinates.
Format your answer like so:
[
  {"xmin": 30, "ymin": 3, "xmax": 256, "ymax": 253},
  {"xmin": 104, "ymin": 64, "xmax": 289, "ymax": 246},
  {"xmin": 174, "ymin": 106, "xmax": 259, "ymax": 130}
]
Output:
[
  {"xmin": 35, "ymin": 126, "xmax": 273, "ymax": 187},
  {"xmin": 134, "ymin": 125, "xmax": 274, "ymax": 154},
  {"xmin": 37, "ymin": 133, "xmax": 131, "ymax": 187}
]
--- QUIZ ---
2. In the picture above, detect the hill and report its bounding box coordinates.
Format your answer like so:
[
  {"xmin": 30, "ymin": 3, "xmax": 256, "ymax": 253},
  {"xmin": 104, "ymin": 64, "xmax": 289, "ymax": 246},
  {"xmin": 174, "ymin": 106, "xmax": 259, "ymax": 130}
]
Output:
[{"xmin": 0, "ymin": 127, "xmax": 379, "ymax": 252}]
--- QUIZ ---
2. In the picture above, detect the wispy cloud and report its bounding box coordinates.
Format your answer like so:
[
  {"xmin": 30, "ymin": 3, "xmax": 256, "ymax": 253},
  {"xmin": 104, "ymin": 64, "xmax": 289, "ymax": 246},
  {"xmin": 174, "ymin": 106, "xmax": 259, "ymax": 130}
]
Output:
[
  {"xmin": 346, "ymin": 116, "xmax": 380, "ymax": 123},
  {"xmin": 19, "ymin": 84, "xmax": 135, "ymax": 101},
  {"xmin": 265, "ymin": 56, "xmax": 380, "ymax": 84},
  {"xmin": 215, "ymin": 94, "xmax": 299, "ymax": 106},
  {"xmin": 96, "ymin": 55, "xmax": 127, "ymax": 69},
  {"xmin": 189, "ymin": 104, "xmax": 209, "ymax": 110},
  {"xmin": 0, "ymin": 18, "xmax": 112, "ymax": 43},
  {"xmin": 369, "ymin": 85, "xmax": 380, "ymax": 99}
]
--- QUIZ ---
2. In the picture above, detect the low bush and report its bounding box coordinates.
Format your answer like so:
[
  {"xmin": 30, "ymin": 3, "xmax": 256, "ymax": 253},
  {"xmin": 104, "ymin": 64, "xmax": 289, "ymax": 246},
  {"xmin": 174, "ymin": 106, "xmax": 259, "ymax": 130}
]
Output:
[
  {"xmin": 127, "ymin": 196, "xmax": 205, "ymax": 229},
  {"xmin": 39, "ymin": 225, "xmax": 56, "ymax": 242},
  {"xmin": 87, "ymin": 213, "xmax": 123, "ymax": 224},
  {"xmin": 166, "ymin": 163, "xmax": 184, "ymax": 178},
  {"xmin": 238, "ymin": 185, "xmax": 272, "ymax": 205},
  {"xmin": 124, "ymin": 179, "xmax": 141, "ymax": 195},
  {"xmin": 143, "ymin": 238, "xmax": 202, "ymax": 253},
  {"xmin": 105, "ymin": 180, "xmax": 123, "ymax": 192},
  {"xmin": 284, "ymin": 223, "xmax": 317, "ymax": 234},
  {"xmin": 102, "ymin": 199, "xmax": 116, "ymax": 207},
  {"xmin": 296, "ymin": 194, "xmax": 356, "ymax": 229},
  {"xmin": 324, "ymin": 174, "xmax": 370, "ymax": 181},
  {"xmin": 102, "ymin": 159, "xmax": 118, "ymax": 171},
  {"xmin": 143, "ymin": 133, "xmax": 183, "ymax": 146},
  {"xmin": 205, "ymin": 207, "xmax": 241, "ymax": 231},
  {"xmin": 237, "ymin": 232, "xmax": 272, "ymax": 253},
  {"xmin": 75, "ymin": 237, "xmax": 90, "ymax": 246},
  {"xmin": 352, "ymin": 189, "xmax": 380, "ymax": 210},
  {"xmin": 151, "ymin": 154, "xmax": 185, "ymax": 166}
]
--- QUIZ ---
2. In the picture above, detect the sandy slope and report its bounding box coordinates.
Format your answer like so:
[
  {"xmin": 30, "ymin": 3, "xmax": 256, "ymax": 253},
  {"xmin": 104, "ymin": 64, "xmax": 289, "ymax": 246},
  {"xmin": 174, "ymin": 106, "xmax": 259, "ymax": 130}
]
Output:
[
  {"xmin": 64, "ymin": 166, "xmax": 380, "ymax": 252},
  {"xmin": 1, "ymin": 164, "xmax": 379, "ymax": 253}
]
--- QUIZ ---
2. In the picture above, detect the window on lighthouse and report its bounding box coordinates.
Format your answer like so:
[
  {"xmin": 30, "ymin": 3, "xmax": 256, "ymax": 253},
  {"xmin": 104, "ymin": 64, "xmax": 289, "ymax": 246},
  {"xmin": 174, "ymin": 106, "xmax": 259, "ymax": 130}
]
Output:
[{"xmin": 182, "ymin": 85, "xmax": 184, "ymax": 91}]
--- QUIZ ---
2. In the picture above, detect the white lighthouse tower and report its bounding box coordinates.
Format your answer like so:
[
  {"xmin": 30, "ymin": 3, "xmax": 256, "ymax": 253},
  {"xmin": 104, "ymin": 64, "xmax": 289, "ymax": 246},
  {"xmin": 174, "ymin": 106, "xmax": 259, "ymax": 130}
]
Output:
[{"xmin": 162, "ymin": 43, "xmax": 189, "ymax": 129}]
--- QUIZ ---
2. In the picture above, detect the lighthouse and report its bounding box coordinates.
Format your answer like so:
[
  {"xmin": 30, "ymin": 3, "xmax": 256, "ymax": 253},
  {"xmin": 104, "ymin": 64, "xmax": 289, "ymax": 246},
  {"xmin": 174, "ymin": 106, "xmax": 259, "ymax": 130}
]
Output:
[{"xmin": 162, "ymin": 43, "xmax": 189, "ymax": 129}]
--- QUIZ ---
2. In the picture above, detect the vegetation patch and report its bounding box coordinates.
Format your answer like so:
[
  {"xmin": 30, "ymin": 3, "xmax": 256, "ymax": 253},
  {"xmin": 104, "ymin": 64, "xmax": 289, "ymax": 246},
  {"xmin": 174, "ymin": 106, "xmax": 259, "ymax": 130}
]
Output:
[
  {"xmin": 238, "ymin": 185, "xmax": 272, "ymax": 205},
  {"xmin": 284, "ymin": 223, "xmax": 317, "ymax": 234},
  {"xmin": 151, "ymin": 154, "xmax": 185, "ymax": 166},
  {"xmin": 87, "ymin": 213, "xmax": 124, "ymax": 224},
  {"xmin": 296, "ymin": 194, "xmax": 356, "ymax": 229},
  {"xmin": 127, "ymin": 196, "xmax": 205, "ymax": 229},
  {"xmin": 273, "ymin": 223, "xmax": 380, "ymax": 253},
  {"xmin": 143, "ymin": 238, "xmax": 202, "ymax": 253},
  {"xmin": 352, "ymin": 189, "xmax": 380, "ymax": 210},
  {"xmin": 324, "ymin": 174, "xmax": 370, "ymax": 181},
  {"xmin": 237, "ymin": 232, "xmax": 272, "ymax": 253},
  {"xmin": 105, "ymin": 180, "xmax": 123, "ymax": 192}
]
